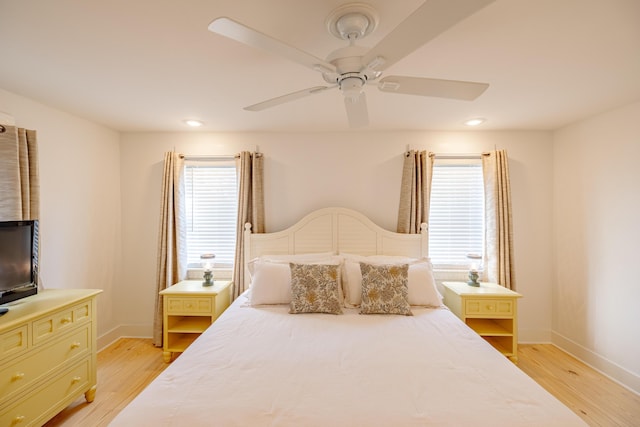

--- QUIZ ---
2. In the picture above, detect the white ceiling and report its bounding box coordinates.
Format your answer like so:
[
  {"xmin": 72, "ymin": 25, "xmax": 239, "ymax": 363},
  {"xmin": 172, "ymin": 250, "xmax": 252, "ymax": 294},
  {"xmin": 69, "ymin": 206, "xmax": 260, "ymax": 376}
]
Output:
[{"xmin": 1, "ymin": 0, "xmax": 639, "ymax": 132}]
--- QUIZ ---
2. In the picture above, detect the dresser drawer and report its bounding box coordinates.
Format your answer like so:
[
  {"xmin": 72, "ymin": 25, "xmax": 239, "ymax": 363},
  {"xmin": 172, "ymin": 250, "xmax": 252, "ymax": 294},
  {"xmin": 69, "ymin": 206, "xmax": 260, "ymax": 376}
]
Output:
[
  {"xmin": 0, "ymin": 325, "xmax": 90, "ymax": 403},
  {"xmin": 32, "ymin": 301, "xmax": 92, "ymax": 346},
  {"xmin": 0, "ymin": 358, "xmax": 90, "ymax": 427},
  {"xmin": 0, "ymin": 326, "xmax": 28, "ymax": 359},
  {"xmin": 465, "ymin": 299, "xmax": 513, "ymax": 316},
  {"xmin": 166, "ymin": 297, "xmax": 213, "ymax": 314}
]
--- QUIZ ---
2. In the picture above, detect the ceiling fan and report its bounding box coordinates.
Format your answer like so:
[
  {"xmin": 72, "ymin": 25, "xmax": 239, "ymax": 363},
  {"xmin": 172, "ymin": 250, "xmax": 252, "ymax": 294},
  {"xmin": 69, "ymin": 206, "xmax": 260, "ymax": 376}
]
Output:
[{"xmin": 208, "ymin": 0, "xmax": 494, "ymax": 128}]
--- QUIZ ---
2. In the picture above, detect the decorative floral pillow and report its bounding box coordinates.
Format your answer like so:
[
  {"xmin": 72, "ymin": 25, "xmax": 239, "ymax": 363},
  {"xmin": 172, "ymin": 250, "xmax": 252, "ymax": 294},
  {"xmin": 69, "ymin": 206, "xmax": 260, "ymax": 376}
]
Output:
[
  {"xmin": 359, "ymin": 262, "xmax": 412, "ymax": 316},
  {"xmin": 289, "ymin": 263, "xmax": 343, "ymax": 315}
]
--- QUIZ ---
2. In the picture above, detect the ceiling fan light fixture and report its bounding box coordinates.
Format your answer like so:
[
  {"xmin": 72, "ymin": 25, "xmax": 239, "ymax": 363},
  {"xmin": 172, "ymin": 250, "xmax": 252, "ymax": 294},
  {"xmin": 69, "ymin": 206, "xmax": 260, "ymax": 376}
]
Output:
[
  {"xmin": 340, "ymin": 75, "xmax": 365, "ymax": 101},
  {"xmin": 464, "ymin": 118, "xmax": 486, "ymax": 127}
]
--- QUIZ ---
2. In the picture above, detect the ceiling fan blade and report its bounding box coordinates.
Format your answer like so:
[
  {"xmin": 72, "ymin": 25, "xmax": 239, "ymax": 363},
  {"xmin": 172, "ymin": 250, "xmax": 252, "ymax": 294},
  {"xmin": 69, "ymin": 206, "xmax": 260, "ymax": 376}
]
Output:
[
  {"xmin": 362, "ymin": 0, "xmax": 495, "ymax": 71},
  {"xmin": 378, "ymin": 76, "xmax": 489, "ymax": 100},
  {"xmin": 344, "ymin": 93, "xmax": 369, "ymax": 128},
  {"xmin": 244, "ymin": 86, "xmax": 335, "ymax": 111},
  {"xmin": 208, "ymin": 17, "xmax": 337, "ymax": 74}
]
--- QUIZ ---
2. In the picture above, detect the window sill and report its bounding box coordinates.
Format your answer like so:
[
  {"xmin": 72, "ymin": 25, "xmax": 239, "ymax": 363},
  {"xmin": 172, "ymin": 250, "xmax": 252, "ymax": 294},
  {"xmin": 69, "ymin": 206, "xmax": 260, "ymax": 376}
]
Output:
[{"xmin": 187, "ymin": 268, "xmax": 233, "ymax": 281}]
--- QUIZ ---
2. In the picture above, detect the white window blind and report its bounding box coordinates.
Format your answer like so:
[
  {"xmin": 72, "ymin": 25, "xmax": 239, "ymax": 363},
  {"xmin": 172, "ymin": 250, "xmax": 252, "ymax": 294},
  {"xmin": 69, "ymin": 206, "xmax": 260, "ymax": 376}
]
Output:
[
  {"xmin": 428, "ymin": 160, "xmax": 484, "ymax": 269},
  {"xmin": 184, "ymin": 162, "xmax": 238, "ymax": 268}
]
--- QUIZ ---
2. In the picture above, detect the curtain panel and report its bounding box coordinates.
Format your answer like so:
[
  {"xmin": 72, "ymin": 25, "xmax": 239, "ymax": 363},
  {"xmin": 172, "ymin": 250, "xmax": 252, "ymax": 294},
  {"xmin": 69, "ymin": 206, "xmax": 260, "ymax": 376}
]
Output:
[
  {"xmin": 232, "ymin": 151, "xmax": 264, "ymax": 300},
  {"xmin": 482, "ymin": 149, "xmax": 515, "ymax": 290},
  {"xmin": 397, "ymin": 150, "xmax": 434, "ymax": 234},
  {"xmin": 153, "ymin": 152, "xmax": 187, "ymax": 347},
  {"xmin": 0, "ymin": 125, "xmax": 40, "ymax": 221}
]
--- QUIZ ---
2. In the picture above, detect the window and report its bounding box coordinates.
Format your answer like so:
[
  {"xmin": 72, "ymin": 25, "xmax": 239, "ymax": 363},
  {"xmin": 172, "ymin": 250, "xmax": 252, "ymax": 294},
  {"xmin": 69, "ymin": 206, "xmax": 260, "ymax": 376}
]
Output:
[
  {"xmin": 184, "ymin": 162, "xmax": 238, "ymax": 269},
  {"xmin": 428, "ymin": 159, "xmax": 484, "ymax": 269}
]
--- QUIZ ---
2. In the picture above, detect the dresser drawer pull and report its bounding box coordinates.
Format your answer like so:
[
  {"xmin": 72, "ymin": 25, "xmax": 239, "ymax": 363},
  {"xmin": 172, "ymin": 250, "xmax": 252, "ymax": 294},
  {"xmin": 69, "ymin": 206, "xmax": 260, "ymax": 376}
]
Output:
[
  {"xmin": 60, "ymin": 317, "xmax": 72, "ymax": 324},
  {"xmin": 11, "ymin": 372, "xmax": 25, "ymax": 381},
  {"xmin": 486, "ymin": 305, "xmax": 494, "ymax": 311},
  {"xmin": 70, "ymin": 342, "xmax": 81, "ymax": 349},
  {"xmin": 71, "ymin": 376, "xmax": 82, "ymax": 384},
  {"xmin": 11, "ymin": 415, "xmax": 25, "ymax": 424}
]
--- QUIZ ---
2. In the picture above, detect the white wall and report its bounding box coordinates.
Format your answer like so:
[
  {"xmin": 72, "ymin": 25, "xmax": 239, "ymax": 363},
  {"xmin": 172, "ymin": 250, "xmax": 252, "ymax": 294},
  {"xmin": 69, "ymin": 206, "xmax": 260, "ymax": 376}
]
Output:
[
  {"xmin": 552, "ymin": 101, "xmax": 640, "ymax": 393},
  {"xmin": 119, "ymin": 130, "xmax": 554, "ymax": 342},
  {"xmin": 4, "ymin": 85, "xmax": 638, "ymax": 393},
  {"xmin": 0, "ymin": 89, "xmax": 122, "ymax": 340}
]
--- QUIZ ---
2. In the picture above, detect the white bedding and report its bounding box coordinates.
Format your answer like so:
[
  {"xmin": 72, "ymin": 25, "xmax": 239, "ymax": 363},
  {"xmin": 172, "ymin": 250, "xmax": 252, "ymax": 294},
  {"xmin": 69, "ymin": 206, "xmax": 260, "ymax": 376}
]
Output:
[{"xmin": 111, "ymin": 294, "xmax": 586, "ymax": 426}]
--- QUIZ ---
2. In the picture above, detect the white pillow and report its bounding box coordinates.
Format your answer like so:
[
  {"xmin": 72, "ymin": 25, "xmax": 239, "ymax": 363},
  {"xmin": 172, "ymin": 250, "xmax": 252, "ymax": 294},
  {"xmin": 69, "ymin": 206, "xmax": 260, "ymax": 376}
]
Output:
[
  {"xmin": 248, "ymin": 252, "xmax": 335, "ymax": 276},
  {"xmin": 249, "ymin": 256, "xmax": 343, "ymax": 306},
  {"xmin": 249, "ymin": 261, "xmax": 292, "ymax": 305},
  {"xmin": 342, "ymin": 257, "xmax": 440, "ymax": 307},
  {"xmin": 406, "ymin": 262, "xmax": 442, "ymax": 307}
]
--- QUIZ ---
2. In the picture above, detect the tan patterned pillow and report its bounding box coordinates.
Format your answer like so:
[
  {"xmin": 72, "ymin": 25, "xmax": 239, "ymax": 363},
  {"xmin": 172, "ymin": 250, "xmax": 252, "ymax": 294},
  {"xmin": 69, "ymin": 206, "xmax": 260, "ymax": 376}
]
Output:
[
  {"xmin": 359, "ymin": 262, "xmax": 412, "ymax": 316},
  {"xmin": 289, "ymin": 263, "xmax": 343, "ymax": 314}
]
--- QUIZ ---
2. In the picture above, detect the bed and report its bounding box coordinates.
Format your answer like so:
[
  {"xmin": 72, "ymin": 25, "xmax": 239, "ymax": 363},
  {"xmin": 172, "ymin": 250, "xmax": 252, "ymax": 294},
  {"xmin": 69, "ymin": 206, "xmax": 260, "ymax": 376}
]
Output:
[{"xmin": 111, "ymin": 207, "xmax": 586, "ymax": 426}]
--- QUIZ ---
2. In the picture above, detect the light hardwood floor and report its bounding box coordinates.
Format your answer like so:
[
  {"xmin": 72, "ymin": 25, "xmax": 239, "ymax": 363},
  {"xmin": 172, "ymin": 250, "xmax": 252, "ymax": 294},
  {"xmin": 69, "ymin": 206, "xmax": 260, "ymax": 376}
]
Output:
[{"xmin": 44, "ymin": 339, "xmax": 640, "ymax": 426}]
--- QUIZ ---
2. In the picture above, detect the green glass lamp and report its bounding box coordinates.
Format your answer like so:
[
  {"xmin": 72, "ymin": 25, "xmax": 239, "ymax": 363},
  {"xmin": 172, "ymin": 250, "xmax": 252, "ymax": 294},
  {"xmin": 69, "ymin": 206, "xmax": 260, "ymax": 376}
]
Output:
[
  {"xmin": 466, "ymin": 253, "xmax": 482, "ymax": 287},
  {"xmin": 200, "ymin": 253, "xmax": 215, "ymax": 286}
]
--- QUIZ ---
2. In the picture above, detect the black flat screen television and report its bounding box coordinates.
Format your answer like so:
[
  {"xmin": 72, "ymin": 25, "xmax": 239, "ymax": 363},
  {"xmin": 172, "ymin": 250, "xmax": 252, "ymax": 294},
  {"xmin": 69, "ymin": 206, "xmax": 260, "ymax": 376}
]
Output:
[{"xmin": 0, "ymin": 220, "xmax": 38, "ymax": 311}]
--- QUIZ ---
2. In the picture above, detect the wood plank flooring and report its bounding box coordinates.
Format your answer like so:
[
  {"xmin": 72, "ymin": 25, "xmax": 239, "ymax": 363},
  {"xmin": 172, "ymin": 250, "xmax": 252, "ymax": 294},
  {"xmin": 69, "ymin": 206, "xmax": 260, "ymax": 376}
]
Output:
[
  {"xmin": 44, "ymin": 338, "xmax": 168, "ymax": 427},
  {"xmin": 44, "ymin": 340, "xmax": 640, "ymax": 426},
  {"xmin": 517, "ymin": 344, "xmax": 640, "ymax": 426}
]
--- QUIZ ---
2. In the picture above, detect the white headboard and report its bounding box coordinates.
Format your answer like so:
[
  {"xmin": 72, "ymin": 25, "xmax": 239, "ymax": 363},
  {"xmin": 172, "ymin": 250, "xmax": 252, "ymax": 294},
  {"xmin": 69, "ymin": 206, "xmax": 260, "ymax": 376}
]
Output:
[{"xmin": 244, "ymin": 207, "xmax": 428, "ymax": 286}]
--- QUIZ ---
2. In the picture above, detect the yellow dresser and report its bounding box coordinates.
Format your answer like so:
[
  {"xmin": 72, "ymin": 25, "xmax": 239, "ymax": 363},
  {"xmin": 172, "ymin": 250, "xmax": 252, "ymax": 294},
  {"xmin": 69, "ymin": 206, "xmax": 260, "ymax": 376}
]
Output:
[{"xmin": 0, "ymin": 289, "xmax": 101, "ymax": 426}]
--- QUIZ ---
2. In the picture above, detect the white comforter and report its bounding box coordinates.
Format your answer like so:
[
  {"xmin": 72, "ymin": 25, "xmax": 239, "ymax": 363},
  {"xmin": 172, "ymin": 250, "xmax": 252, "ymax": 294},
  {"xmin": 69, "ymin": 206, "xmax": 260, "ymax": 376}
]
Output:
[{"xmin": 111, "ymin": 295, "xmax": 586, "ymax": 426}]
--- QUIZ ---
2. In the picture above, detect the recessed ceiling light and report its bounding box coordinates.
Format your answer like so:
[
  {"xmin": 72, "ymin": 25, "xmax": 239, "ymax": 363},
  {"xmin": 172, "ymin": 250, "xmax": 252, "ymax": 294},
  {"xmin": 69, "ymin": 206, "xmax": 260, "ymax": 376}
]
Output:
[
  {"xmin": 184, "ymin": 119, "xmax": 204, "ymax": 127},
  {"xmin": 464, "ymin": 118, "xmax": 486, "ymax": 127}
]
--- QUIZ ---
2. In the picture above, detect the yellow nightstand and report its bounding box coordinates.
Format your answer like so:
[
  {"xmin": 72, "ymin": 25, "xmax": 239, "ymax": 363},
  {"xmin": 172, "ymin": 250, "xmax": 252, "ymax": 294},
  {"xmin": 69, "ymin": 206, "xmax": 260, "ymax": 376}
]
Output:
[
  {"xmin": 442, "ymin": 281, "xmax": 522, "ymax": 362},
  {"xmin": 160, "ymin": 280, "xmax": 232, "ymax": 363}
]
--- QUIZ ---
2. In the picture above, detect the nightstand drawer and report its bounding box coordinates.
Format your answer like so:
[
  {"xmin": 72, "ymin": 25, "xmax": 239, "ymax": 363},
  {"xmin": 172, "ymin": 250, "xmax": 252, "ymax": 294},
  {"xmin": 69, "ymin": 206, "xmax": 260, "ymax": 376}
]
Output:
[
  {"xmin": 465, "ymin": 299, "xmax": 513, "ymax": 316},
  {"xmin": 166, "ymin": 297, "xmax": 213, "ymax": 314}
]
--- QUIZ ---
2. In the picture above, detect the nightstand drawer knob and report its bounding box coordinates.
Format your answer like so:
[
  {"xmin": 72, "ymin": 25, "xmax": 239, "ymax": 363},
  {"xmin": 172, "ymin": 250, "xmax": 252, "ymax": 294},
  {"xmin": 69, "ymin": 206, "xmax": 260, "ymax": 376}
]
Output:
[
  {"xmin": 70, "ymin": 342, "xmax": 81, "ymax": 349},
  {"xmin": 71, "ymin": 376, "xmax": 82, "ymax": 384},
  {"xmin": 487, "ymin": 305, "xmax": 494, "ymax": 310},
  {"xmin": 12, "ymin": 372, "xmax": 25, "ymax": 381},
  {"xmin": 61, "ymin": 317, "xmax": 72, "ymax": 324}
]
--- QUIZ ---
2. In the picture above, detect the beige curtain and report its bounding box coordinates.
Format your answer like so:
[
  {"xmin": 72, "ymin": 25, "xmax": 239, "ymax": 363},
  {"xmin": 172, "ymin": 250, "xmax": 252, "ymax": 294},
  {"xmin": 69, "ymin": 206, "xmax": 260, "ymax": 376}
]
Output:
[
  {"xmin": 397, "ymin": 150, "xmax": 434, "ymax": 234},
  {"xmin": 0, "ymin": 125, "xmax": 40, "ymax": 221},
  {"xmin": 153, "ymin": 152, "xmax": 187, "ymax": 347},
  {"xmin": 482, "ymin": 149, "xmax": 515, "ymax": 289},
  {"xmin": 232, "ymin": 151, "xmax": 264, "ymax": 299}
]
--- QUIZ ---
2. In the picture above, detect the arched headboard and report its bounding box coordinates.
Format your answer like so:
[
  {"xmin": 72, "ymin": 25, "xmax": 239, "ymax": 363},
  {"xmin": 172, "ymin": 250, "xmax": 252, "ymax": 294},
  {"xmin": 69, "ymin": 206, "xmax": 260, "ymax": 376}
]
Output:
[{"xmin": 244, "ymin": 207, "xmax": 428, "ymax": 287}]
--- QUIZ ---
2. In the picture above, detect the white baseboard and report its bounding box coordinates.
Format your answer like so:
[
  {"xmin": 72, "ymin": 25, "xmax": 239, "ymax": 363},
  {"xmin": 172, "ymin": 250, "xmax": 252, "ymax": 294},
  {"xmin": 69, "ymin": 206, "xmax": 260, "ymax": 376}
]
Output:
[
  {"xmin": 552, "ymin": 331, "xmax": 640, "ymax": 395},
  {"xmin": 97, "ymin": 324, "xmax": 152, "ymax": 351}
]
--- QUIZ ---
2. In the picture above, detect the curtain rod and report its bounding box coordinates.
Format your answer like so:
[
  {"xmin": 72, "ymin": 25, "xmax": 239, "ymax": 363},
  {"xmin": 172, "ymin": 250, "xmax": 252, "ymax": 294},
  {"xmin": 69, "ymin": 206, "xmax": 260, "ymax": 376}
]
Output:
[
  {"xmin": 180, "ymin": 155, "xmax": 237, "ymax": 161},
  {"xmin": 180, "ymin": 152, "xmax": 263, "ymax": 161},
  {"xmin": 430, "ymin": 152, "xmax": 490, "ymax": 160},
  {"xmin": 404, "ymin": 146, "xmax": 491, "ymax": 159}
]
